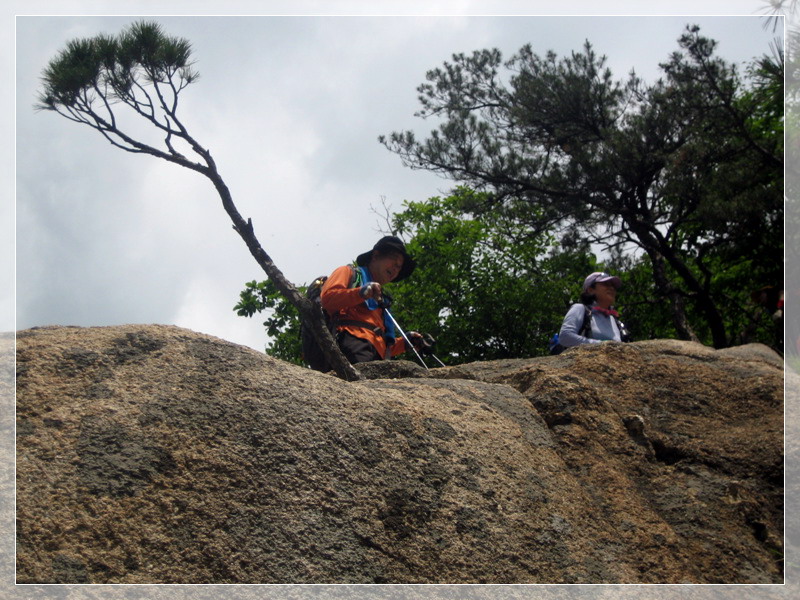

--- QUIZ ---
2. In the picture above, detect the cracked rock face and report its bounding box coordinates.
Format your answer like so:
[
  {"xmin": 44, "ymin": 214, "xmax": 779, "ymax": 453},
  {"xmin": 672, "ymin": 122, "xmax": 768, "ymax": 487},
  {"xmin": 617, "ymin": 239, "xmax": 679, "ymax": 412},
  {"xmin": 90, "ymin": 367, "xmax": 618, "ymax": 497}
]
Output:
[{"xmin": 15, "ymin": 325, "xmax": 784, "ymax": 584}]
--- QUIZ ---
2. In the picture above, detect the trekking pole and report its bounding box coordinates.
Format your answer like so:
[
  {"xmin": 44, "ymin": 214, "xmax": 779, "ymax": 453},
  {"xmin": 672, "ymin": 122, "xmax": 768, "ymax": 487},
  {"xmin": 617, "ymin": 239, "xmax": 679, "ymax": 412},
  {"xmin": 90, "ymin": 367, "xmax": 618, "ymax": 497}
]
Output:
[
  {"xmin": 428, "ymin": 353, "xmax": 447, "ymax": 368},
  {"xmin": 383, "ymin": 308, "xmax": 429, "ymax": 370}
]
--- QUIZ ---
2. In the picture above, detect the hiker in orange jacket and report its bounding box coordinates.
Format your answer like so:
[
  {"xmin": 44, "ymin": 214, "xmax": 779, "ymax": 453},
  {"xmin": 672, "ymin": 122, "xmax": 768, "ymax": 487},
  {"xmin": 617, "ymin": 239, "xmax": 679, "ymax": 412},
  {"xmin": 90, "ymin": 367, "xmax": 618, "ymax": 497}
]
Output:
[{"xmin": 321, "ymin": 236, "xmax": 423, "ymax": 364}]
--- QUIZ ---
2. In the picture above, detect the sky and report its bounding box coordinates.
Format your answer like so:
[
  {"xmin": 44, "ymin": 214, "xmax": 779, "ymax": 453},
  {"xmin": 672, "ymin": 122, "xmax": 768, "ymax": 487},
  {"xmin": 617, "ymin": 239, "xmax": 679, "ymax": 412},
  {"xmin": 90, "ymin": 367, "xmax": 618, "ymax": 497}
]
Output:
[{"xmin": 9, "ymin": 1, "xmax": 787, "ymax": 353}]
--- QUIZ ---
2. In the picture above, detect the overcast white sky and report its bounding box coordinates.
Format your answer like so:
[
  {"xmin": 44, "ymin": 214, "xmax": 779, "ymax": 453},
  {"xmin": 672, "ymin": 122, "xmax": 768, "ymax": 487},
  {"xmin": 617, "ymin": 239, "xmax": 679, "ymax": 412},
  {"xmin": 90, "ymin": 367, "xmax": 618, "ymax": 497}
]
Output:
[{"xmin": 8, "ymin": 1, "xmax": 786, "ymax": 352}]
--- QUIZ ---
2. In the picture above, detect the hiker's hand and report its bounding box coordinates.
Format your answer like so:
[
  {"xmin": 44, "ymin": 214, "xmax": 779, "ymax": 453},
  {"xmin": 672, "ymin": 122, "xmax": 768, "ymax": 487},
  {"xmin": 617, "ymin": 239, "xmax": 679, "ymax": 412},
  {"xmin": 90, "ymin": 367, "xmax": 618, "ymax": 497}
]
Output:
[
  {"xmin": 421, "ymin": 333, "xmax": 436, "ymax": 354},
  {"xmin": 360, "ymin": 282, "xmax": 382, "ymax": 303},
  {"xmin": 408, "ymin": 331, "xmax": 425, "ymax": 350},
  {"xmin": 409, "ymin": 332, "xmax": 436, "ymax": 354}
]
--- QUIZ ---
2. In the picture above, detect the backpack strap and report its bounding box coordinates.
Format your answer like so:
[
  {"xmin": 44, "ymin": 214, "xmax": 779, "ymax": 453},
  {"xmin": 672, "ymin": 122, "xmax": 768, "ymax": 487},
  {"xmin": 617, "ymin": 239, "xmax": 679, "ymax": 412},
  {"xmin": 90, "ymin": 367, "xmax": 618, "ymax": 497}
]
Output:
[
  {"xmin": 579, "ymin": 304, "xmax": 592, "ymax": 338},
  {"xmin": 611, "ymin": 314, "xmax": 632, "ymax": 342},
  {"xmin": 330, "ymin": 317, "xmax": 385, "ymax": 336},
  {"xmin": 583, "ymin": 305, "xmax": 632, "ymax": 342}
]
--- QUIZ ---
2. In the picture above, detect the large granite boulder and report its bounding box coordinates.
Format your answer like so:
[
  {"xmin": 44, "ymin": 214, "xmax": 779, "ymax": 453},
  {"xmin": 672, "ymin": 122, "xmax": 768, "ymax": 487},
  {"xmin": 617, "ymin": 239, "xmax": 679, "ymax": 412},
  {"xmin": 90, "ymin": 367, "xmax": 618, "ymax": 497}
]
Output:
[{"xmin": 14, "ymin": 325, "xmax": 784, "ymax": 585}]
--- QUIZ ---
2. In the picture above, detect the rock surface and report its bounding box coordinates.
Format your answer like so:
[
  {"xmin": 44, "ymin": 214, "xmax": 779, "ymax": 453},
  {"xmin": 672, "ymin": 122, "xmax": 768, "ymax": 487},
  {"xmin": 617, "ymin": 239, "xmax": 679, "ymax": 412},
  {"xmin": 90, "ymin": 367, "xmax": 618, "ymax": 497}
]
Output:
[{"xmin": 15, "ymin": 325, "xmax": 784, "ymax": 584}]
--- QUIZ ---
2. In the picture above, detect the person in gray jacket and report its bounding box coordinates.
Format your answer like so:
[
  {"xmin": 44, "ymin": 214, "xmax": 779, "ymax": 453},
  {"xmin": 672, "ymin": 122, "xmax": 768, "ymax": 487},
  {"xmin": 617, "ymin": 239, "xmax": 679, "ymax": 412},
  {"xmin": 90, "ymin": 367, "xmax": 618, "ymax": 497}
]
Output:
[{"xmin": 558, "ymin": 272, "xmax": 630, "ymax": 348}]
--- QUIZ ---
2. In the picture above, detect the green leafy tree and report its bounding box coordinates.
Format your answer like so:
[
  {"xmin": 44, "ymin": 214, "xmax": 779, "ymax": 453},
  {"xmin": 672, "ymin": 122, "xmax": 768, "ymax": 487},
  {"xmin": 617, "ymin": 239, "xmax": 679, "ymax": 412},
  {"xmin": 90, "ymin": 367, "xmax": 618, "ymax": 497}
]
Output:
[
  {"xmin": 237, "ymin": 187, "xmax": 599, "ymax": 364},
  {"xmin": 601, "ymin": 249, "xmax": 675, "ymax": 343},
  {"xmin": 36, "ymin": 20, "xmax": 360, "ymax": 380},
  {"xmin": 381, "ymin": 26, "xmax": 783, "ymax": 349},
  {"xmin": 235, "ymin": 279, "xmax": 304, "ymax": 364},
  {"xmin": 387, "ymin": 188, "xmax": 598, "ymax": 361}
]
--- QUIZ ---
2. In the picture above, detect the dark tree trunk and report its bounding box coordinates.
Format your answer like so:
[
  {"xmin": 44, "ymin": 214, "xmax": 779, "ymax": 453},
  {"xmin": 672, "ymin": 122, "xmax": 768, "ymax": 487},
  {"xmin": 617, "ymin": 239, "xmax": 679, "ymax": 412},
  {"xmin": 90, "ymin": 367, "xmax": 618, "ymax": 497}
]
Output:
[
  {"xmin": 206, "ymin": 172, "xmax": 362, "ymax": 381},
  {"xmin": 648, "ymin": 252, "xmax": 700, "ymax": 343},
  {"xmin": 655, "ymin": 243, "xmax": 730, "ymax": 349},
  {"xmin": 630, "ymin": 217, "xmax": 729, "ymax": 348}
]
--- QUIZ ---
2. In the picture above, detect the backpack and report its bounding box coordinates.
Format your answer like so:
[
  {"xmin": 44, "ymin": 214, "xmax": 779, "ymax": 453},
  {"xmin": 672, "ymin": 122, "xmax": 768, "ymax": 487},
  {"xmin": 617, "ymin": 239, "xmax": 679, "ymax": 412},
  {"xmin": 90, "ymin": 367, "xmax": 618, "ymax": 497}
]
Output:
[
  {"xmin": 300, "ymin": 275, "xmax": 336, "ymax": 371},
  {"xmin": 548, "ymin": 304, "xmax": 632, "ymax": 355},
  {"xmin": 548, "ymin": 305, "xmax": 591, "ymax": 355}
]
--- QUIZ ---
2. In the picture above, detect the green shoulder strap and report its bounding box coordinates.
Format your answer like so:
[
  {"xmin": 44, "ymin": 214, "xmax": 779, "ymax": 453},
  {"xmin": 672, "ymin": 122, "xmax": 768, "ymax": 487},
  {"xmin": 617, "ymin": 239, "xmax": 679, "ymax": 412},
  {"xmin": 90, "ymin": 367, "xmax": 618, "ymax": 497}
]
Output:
[{"xmin": 350, "ymin": 263, "xmax": 363, "ymax": 288}]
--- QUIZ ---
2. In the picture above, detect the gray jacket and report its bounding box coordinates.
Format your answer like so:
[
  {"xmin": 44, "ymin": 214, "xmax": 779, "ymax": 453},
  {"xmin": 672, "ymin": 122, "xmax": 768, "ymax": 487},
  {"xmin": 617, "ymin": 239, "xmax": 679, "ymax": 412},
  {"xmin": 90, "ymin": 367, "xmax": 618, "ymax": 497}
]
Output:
[{"xmin": 558, "ymin": 302, "xmax": 622, "ymax": 347}]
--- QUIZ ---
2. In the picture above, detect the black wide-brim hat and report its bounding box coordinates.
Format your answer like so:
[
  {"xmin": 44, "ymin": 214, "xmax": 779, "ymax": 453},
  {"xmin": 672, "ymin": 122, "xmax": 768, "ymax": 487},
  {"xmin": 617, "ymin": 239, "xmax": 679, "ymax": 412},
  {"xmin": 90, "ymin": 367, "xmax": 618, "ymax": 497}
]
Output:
[{"xmin": 356, "ymin": 235, "xmax": 416, "ymax": 282}]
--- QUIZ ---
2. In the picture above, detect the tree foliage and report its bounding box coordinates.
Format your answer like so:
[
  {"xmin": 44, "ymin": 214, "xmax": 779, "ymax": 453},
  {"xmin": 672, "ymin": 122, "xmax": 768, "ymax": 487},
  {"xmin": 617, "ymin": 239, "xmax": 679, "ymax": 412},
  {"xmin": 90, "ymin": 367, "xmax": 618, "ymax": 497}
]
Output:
[
  {"xmin": 37, "ymin": 20, "xmax": 361, "ymax": 380},
  {"xmin": 381, "ymin": 26, "xmax": 784, "ymax": 350},
  {"xmin": 386, "ymin": 188, "xmax": 598, "ymax": 361},
  {"xmin": 235, "ymin": 279, "xmax": 305, "ymax": 365},
  {"xmin": 37, "ymin": 21, "xmax": 200, "ymax": 160},
  {"xmin": 236, "ymin": 188, "xmax": 602, "ymax": 364}
]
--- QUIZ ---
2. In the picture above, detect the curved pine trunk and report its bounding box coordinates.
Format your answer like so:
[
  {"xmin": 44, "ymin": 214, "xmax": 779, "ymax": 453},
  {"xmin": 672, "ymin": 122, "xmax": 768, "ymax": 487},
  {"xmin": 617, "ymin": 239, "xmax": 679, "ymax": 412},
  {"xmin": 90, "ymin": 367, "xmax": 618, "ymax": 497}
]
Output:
[{"xmin": 206, "ymin": 171, "xmax": 362, "ymax": 381}]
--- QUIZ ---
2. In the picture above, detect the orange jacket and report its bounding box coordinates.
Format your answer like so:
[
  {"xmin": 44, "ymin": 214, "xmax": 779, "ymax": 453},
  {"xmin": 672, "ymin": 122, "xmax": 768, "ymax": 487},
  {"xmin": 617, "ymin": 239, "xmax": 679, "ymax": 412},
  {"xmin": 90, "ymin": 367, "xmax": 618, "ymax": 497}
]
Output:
[{"xmin": 320, "ymin": 264, "xmax": 407, "ymax": 359}]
